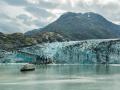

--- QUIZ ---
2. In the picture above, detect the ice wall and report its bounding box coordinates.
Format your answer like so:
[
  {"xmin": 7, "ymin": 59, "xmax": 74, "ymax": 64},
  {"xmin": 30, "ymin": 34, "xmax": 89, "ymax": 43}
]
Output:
[
  {"xmin": 20, "ymin": 39, "xmax": 120, "ymax": 64},
  {"xmin": 1, "ymin": 39, "xmax": 120, "ymax": 64}
]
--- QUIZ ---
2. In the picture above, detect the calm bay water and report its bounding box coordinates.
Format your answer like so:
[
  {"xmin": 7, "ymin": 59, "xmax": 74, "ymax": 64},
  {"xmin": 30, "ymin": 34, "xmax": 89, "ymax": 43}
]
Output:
[{"xmin": 0, "ymin": 64, "xmax": 120, "ymax": 90}]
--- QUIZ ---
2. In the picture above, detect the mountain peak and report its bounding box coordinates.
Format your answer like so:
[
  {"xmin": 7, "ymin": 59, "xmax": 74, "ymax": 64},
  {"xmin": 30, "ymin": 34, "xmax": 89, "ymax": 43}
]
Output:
[
  {"xmin": 59, "ymin": 12, "xmax": 105, "ymax": 20},
  {"xmin": 59, "ymin": 12, "xmax": 78, "ymax": 19},
  {"xmin": 25, "ymin": 12, "xmax": 120, "ymax": 41}
]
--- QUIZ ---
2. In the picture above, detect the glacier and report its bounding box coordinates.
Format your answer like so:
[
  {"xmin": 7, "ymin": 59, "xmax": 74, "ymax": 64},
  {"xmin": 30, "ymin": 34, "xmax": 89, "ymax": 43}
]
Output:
[{"xmin": 1, "ymin": 39, "xmax": 120, "ymax": 64}]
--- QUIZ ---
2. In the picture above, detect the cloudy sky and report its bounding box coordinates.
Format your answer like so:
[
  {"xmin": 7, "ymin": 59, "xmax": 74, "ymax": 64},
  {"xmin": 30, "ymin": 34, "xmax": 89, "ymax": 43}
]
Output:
[{"xmin": 0, "ymin": 0, "xmax": 120, "ymax": 33}]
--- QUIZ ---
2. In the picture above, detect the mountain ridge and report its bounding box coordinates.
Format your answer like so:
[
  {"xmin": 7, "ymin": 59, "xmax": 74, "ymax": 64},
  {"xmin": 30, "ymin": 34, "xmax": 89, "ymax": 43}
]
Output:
[{"xmin": 25, "ymin": 12, "xmax": 120, "ymax": 40}]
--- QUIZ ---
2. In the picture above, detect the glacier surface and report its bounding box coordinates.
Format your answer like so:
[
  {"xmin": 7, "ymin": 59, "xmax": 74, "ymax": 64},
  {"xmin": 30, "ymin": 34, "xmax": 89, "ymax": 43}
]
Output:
[{"xmin": 1, "ymin": 39, "xmax": 120, "ymax": 64}]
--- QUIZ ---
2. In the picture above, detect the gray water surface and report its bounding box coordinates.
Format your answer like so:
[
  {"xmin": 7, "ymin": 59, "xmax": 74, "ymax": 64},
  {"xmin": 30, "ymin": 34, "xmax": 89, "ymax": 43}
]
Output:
[{"xmin": 0, "ymin": 64, "xmax": 120, "ymax": 90}]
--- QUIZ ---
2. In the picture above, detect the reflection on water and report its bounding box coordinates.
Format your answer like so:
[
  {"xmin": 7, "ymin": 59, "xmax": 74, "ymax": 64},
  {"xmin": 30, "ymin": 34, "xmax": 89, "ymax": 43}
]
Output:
[
  {"xmin": 96, "ymin": 64, "xmax": 110, "ymax": 74},
  {"xmin": 0, "ymin": 64, "xmax": 120, "ymax": 90}
]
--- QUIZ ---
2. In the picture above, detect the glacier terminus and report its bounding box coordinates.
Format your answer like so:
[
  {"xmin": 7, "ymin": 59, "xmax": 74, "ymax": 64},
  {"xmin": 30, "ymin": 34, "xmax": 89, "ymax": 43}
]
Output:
[{"xmin": 1, "ymin": 39, "xmax": 120, "ymax": 64}]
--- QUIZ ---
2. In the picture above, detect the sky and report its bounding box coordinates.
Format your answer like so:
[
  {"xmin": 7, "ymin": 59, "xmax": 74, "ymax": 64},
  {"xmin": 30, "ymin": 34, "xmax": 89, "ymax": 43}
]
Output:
[{"xmin": 0, "ymin": 0, "xmax": 120, "ymax": 33}]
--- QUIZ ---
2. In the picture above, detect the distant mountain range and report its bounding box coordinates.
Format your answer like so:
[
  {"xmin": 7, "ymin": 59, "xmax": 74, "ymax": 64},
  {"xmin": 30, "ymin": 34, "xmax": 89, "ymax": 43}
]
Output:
[{"xmin": 25, "ymin": 12, "xmax": 120, "ymax": 40}]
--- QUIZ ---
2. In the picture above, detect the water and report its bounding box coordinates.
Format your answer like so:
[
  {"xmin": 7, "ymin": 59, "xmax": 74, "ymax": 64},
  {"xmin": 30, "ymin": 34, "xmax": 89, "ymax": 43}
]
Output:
[{"xmin": 0, "ymin": 64, "xmax": 120, "ymax": 90}]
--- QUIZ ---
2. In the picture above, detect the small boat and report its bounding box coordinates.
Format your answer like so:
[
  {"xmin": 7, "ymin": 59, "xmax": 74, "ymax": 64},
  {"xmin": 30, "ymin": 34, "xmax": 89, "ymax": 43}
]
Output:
[{"xmin": 20, "ymin": 64, "xmax": 35, "ymax": 72}]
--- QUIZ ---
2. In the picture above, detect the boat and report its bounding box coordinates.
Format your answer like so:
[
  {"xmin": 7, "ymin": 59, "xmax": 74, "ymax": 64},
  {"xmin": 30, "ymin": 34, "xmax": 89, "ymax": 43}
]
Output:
[{"xmin": 20, "ymin": 64, "xmax": 35, "ymax": 72}]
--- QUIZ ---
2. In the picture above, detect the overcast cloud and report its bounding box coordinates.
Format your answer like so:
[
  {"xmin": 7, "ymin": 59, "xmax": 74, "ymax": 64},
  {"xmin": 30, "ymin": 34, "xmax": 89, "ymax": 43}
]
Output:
[{"xmin": 0, "ymin": 0, "xmax": 120, "ymax": 33}]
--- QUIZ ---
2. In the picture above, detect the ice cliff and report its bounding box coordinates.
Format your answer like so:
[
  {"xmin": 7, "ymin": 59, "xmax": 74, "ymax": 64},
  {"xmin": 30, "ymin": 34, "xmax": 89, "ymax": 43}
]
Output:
[
  {"xmin": 18, "ymin": 39, "xmax": 120, "ymax": 64},
  {"xmin": 1, "ymin": 39, "xmax": 120, "ymax": 64}
]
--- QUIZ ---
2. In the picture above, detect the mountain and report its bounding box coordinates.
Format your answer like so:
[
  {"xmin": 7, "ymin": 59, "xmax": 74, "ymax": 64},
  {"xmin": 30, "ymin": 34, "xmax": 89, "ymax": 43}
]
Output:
[
  {"xmin": 25, "ymin": 12, "xmax": 120, "ymax": 40},
  {"xmin": 0, "ymin": 32, "xmax": 68, "ymax": 50},
  {"xmin": 28, "ymin": 32, "xmax": 69, "ymax": 43},
  {"xmin": 25, "ymin": 29, "xmax": 42, "ymax": 36},
  {"xmin": 0, "ymin": 32, "xmax": 37, "ymax": 50},
  {"xmin": 1, "ymin": 12, "xmax": 120, "ymax": 50}
]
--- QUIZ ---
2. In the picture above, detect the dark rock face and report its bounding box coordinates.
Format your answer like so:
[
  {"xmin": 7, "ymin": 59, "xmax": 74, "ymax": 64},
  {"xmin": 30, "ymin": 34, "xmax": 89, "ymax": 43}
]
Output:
[{"xmin": 26, "ymin": 12, "xmax": 120, "ymax": 40}]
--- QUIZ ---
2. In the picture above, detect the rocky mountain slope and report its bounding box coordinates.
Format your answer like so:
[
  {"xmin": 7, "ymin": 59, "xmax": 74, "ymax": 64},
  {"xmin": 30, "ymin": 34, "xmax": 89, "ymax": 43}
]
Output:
[
  {"xmin": 0, "ymin": 32, "xmax": 68, "ymax": 50},
  {"xmin": 26, "ymin": 12, "xmax": 120, "ymax": 40},
  {"xmin": 0, "ymin": 32, "xmax": 37, "ymax": 50}
]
